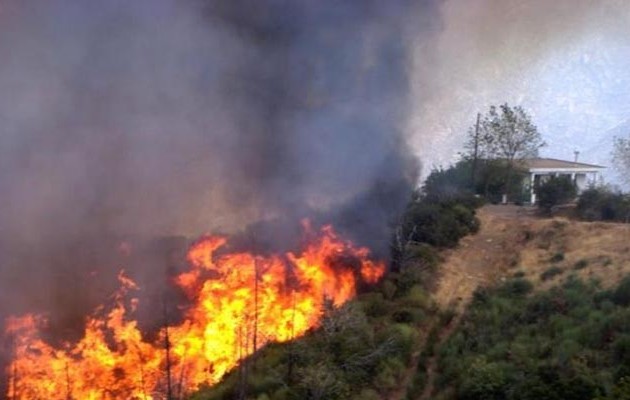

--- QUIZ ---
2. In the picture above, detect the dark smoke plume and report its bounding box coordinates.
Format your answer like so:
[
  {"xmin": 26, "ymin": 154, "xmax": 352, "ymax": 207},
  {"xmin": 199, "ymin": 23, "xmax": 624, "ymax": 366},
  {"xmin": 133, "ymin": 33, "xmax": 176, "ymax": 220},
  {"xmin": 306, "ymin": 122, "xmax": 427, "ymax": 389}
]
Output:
[{"xmin": 0, "ymin": 1, "xmax": 440, "ymax": 382}]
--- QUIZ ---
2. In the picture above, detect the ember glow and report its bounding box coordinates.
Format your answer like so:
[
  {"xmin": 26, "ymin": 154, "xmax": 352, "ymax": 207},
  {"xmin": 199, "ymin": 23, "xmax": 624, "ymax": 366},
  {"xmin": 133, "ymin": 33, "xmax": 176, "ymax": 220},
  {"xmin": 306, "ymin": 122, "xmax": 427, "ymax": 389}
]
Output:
[{"xmin": 5, "ymin": 223, "xmax": 384, "ymax": 399}]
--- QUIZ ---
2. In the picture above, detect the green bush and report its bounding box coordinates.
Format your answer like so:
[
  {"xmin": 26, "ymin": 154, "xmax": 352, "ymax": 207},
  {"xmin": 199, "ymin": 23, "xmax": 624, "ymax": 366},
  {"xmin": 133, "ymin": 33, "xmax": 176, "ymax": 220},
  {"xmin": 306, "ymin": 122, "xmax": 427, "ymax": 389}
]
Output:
[
  {"xmin": 458, "ymin": 358, "xmax": 508, "ymax": 400},
  {"xmin": 432, "ymin": 275, "xmax": 630, "ymax": 400},
  {"xmin": 374, "ymin": 357, "xmax": 406, "ymax": 392},
  {"xmin": 392, "ymin": 307, "xmax": 425, "ymax": 324},
  {"xmin": 359, "ymin": 292, "xmax": 390, "ymax": 318},
  {"xmin": 397, "ymin": 196, "xmax": 480, "ymax": 250},
  {"xmin": 422, "ymin": 159, "xmax": 525, "ymax": 205},
  {"xmin": 400, "ymin": 285, "xmax": 431, "ymax": 308},
  {"xmin": 612, "ymin": 276, "xmax": 630, "ymax": 306},
  {"xmin": 536, "ymin": 175, "xmax": 577, "ymax": 212},
  {"xmin": 577, "ymin": 188, "xmax": 630, "ymax": 222},
  {"xmin": 497, "ymin": 278, "xmax": 534, "ymax": 298},
  {"xmin": 573, "ymin": 259, "xmax": 588, "ymax": 270},
  {"xmin": 540, "ymin": 266, "xmax": 564, "ymax": 281}
]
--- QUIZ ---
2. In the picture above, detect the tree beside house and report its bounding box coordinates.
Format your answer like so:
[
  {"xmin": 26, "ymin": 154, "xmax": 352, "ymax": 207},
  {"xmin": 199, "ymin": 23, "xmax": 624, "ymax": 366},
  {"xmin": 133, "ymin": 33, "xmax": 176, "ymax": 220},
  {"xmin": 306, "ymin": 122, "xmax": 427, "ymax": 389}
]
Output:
[{"xmin": 427, "ymin": 103, "xmax": 606, "ymax": 206}]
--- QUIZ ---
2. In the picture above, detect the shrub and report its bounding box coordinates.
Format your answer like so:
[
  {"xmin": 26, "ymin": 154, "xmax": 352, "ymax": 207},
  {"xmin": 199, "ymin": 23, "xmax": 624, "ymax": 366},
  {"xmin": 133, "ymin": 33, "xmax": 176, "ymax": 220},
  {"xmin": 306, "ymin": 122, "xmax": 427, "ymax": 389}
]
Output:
[
  {"xmin": 605, "ymin": 376, "xmax": 630, "ymax": 400},
  {"xmin": 549, "ymin": 252, "xmax": 565, "ymax": 263},
  {"xmin": 577, "ymin": 188, "xmax": 630, "ymax": 222},
  {"xmin": 613, "ymin": 335, "xmax": 630, "ymax": 363},
  {"xmin": 401, "ymin": 285, "xmax": 431, "ymax": 309},
  {"xmin": 400, "ymin": 202, "xmax": 469, "ymax": 248},
  {"xmin": 612, "ymin": 277, "xmax": 630, "ymax": 306},
  {"xmin": 536, "ymin": 175, "xmax": 577, "ymax": 213},
  {"xmin": 406, "ymin": 369, "xmax": 427, "ymax": 399},
  {"xmin": 360, "ymin": 292, "xmax": 389, "ymax": 318},
  {"xmin": 573, "ymin": 259, "xmax": 589, "ymax": 270},
  {"xmin": 497, "ymin": 278, "xmax": 533, "ymax": 298},
  {"xmin": 431, "ymin": 275, "xmax": 630, "ymax": 400},
  {"xmin": 540, "ymin": 266, "xmax": 564, "ymax": 281},
  {"xmin": 397, "ymin": 190, "xmax": 481, "ymax": 250},
  {"xmin": 391, "ymin": 308, "xmax": 425, "ymax": 324},
  {"xmin": 458, "ymin": 358, "xmax": 508, "ymax": 400},
  {"xmin": 374, "ymin": 357, "xmax": 406, "ymax": 392}
]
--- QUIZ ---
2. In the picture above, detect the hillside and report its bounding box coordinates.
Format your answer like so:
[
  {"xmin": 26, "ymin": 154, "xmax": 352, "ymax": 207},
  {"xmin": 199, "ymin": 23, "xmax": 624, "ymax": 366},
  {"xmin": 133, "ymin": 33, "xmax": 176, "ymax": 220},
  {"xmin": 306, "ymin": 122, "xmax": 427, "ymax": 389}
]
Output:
[
  {"xmin": 191, "ymin": 203, "xmax": 630, "ymax": 400},
  {"xmin": 419, "ymin": 205, "xmax": 630, "ymax": 400},
  {"xmin": 435, "ymin": 204, "xmax": 630, "ymax": 309}
]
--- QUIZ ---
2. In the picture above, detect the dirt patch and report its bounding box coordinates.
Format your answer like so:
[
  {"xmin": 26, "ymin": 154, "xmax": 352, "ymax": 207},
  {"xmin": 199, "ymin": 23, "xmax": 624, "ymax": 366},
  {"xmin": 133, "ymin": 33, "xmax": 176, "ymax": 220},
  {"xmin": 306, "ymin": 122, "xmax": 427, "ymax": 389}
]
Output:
[
  {"xmin": 432, "ymin": 205, "xmax": 537, "ymax": 311},
  {"xmin": 434, "ymin": 205, "xmax": 630, "ymax": 310},
  {"xmin": 415, "ymin": 205, "xmax": 630, "ymax": 400}
]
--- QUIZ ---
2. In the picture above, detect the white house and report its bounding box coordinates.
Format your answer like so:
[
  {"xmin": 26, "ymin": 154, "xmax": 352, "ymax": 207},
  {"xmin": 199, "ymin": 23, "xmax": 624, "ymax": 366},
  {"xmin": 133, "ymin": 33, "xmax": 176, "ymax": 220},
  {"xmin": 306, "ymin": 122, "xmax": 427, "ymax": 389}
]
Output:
[{"xmin": 523, "ymin": 158, "xmax": 605, "ymax": 204}]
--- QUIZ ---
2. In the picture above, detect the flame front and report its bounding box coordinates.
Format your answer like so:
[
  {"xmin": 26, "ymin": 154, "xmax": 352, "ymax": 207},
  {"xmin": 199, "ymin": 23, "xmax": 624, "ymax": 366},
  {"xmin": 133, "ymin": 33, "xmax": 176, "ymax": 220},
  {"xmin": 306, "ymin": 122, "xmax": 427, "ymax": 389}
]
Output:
[{"xmin": 5, "ymin": 223, "xmax": 385, "ymax": 399}]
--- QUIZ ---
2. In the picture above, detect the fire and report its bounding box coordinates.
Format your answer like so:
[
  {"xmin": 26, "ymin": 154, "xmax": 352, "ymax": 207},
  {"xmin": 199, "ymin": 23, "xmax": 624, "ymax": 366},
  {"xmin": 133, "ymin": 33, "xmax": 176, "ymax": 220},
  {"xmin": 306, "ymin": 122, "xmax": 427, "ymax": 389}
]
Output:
[{"xmin": 5, "ymin": 223, "xmax": 385, "ymax": 399}]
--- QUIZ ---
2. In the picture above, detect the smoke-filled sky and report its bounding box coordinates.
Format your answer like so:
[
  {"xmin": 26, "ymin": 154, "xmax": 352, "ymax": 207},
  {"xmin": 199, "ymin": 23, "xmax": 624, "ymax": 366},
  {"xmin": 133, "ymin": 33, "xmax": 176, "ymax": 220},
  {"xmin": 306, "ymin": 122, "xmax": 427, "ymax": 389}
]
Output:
[
  {"xmin": 3, "ymin": 0, "xmax": 630, "ymax": 243},
  {"xmin": 2, "ymin": 0, "xmax": 630, "ymax": 324},
  {"xmin": 0, "ymin": 0, "xmax": 439, "ymax": 335},
  {"xmin": 410, "ymin": 0, "xmax": 630, "ymax": 184},
  {"xmin": 0, "ymin": 0, "xmax": 435, "ymax": 244}
]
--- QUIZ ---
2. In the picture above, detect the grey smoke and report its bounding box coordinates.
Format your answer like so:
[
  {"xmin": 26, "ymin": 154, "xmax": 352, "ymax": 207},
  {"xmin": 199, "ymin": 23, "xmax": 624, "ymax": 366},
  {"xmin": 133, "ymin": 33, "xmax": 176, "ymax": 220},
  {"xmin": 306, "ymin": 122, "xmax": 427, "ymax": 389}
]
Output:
[
  {"xmin": 408, "ymin": 0, "xmax": 630, "ymax": 178},
  {"xmin": 0, "ymin": 0, "xmax": 441, "ymax": 366}
]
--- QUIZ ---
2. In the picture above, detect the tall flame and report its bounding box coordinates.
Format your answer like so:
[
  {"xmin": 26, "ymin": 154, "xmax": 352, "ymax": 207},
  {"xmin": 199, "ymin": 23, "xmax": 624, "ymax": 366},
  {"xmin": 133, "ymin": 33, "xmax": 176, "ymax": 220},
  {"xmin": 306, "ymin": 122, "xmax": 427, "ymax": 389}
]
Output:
[{"xmin": 5, "ymin": 223, "xmax": 384, "ymax": 399}]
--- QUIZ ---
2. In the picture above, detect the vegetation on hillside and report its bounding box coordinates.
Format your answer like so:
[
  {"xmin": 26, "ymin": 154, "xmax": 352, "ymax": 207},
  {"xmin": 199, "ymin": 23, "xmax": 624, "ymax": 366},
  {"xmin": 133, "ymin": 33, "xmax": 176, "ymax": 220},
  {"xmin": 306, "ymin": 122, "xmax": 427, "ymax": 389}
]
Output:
[
  {"xmin": 425, "ymin": 275, "xmax": 630, "ymax": 400},
  {"xmin": 423, "ymin": 160, "xmax": 527, "ymax": 204},
  {"xmin": 577, "ymin": 187, "xmax": 630, "ymax": 223},
  {"xmin": 535, "ymin": 175, "xmax": 577, "ymax": 213},
  {"xmin": 190, "ymin": 192, "xmax": 481, "ymax": 400}
]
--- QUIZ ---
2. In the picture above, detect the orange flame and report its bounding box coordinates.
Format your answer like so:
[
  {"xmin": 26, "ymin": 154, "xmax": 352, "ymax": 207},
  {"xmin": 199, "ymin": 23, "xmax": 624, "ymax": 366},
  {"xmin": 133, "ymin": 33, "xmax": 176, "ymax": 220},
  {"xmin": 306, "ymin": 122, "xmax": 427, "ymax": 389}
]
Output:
[{"xmin": 5, "ymin": 223, "xmax": 384, "ymax": 399}]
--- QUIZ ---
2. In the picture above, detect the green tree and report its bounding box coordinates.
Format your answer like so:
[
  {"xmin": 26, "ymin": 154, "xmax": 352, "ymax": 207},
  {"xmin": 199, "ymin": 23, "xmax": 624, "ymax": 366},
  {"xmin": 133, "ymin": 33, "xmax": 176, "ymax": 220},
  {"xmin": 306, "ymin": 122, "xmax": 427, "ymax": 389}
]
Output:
[
  {"xmin": 423, "ymin": 159, "xmax": 520, "ymax": 204},
  {"xmin": 466, "ymin": 104, "xmax": 545, "ymax": 202}
]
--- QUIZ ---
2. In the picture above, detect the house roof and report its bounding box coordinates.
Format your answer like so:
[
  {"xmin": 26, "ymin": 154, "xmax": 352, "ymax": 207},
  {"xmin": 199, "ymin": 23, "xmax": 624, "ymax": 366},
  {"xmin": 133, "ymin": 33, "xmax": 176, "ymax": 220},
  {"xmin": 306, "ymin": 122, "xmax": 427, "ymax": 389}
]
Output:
[{"xmin": 523, "ymin": 158, "xmax": 605, "ymax": 171}]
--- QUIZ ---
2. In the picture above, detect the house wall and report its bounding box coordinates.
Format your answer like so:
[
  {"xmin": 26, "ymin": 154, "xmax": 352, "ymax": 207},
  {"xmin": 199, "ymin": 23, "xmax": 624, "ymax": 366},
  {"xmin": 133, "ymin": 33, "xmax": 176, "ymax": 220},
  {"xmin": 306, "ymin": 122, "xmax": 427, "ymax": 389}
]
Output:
[
  {"xmin": 575, "ymin": 173, "xmax": 588, "ymax": 191},
  {"xmin": 527, "ymin": 170, "xmax": 602, "ymax": 204}
]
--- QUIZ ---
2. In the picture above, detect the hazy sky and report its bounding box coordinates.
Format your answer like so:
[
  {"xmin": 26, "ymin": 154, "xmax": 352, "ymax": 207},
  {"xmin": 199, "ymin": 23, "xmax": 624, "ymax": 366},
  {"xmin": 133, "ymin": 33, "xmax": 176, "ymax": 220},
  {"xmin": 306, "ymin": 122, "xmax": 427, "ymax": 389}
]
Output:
[{"xmin": 408, "ymin": 0, "xmax": 630, "ymax": 184}]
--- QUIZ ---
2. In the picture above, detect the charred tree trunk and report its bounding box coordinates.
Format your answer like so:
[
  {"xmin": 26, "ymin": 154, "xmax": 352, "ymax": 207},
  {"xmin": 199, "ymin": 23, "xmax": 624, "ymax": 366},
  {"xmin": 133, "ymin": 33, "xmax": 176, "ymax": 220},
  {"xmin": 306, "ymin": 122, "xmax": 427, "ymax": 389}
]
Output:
[
  {"xmin": 286, "ymin": 291, "xmax": 297, "ymax": 386},
  {"xmin": 253, "ymin": 258, "xmax": 259, "ymax": 360},
  {"xmin": 10, "ymin": 355, "xmax": 17, "ymax": 400},
  {"xmin": 65, "ymin": 362, "xmax": 72, "ymax": 400},
  {"xmin": 136, "ymin": 345, "xmax": 148, "ymax": 400},
  {"xmin": 163, "ymin": 298, "xmax": 174, "ymax": 400},
  {"xmin": 177, "ymin": 361, "xmax": 187, "ymax": 400},
  {"xmin": 237, "ymin": 324, "xmax": 248, "ymax": 400}
]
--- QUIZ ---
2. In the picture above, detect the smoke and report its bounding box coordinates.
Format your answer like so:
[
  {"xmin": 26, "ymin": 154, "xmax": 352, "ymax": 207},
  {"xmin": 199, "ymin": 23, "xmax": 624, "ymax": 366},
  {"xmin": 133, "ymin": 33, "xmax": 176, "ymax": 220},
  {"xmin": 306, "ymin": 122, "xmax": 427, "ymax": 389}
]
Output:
[
  {"xmin": 0, "ymin": 0, "xmax": 443, "ymax": 368},
  {"xmin": 0, "ymin": 0, "xmax": 440, "ymax": 240},
  {"xmin": 408, "ymin": 0, "xmax": 630, "ymax": 174}
]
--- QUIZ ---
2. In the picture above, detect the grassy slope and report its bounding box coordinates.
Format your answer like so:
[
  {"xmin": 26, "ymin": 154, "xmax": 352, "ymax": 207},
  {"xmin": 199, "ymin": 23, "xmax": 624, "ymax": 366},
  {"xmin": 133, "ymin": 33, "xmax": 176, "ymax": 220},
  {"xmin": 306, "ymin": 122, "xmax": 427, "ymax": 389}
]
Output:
[
  {"xmin": 191, "ymin": 205, "xmax": 630, "ymax": 399},
  {"xmin": 418, "ymin": 205, "xmax": 630, "ymax": 400}
]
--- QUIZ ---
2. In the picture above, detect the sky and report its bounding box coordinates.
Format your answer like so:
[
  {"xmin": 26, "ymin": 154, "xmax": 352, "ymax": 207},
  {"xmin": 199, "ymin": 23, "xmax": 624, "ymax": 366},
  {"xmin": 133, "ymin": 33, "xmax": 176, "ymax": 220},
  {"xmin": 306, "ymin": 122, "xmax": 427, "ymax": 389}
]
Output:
[{"xmin": 408, "ymin": 0, "xmax": 630, "ymax": 185}]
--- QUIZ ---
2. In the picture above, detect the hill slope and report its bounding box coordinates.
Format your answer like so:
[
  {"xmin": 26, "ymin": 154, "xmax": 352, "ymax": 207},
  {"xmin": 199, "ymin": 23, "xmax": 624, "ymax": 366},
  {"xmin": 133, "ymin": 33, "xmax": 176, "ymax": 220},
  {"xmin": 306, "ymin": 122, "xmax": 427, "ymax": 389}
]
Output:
[
  {"xmin": 435, "ymin": 205, "xmax": 630, "ymax": 310},
  {"xmin": 191, "ymin": 204, "xmax": 630, "ymax": 400},
  {"xmin": 419, "ymin": 204, "xmax": 630, "ymax": 400}
]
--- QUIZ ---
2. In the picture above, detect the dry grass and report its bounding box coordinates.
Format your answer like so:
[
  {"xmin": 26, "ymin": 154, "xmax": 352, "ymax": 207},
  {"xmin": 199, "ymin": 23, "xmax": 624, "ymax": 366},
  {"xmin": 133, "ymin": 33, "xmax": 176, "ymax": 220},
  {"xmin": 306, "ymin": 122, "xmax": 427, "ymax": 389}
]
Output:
[
  {"xmin": 433, "ymin": 205, "xmax": 630, "ymax": 310},
  {"xmin": 417, "ymin": 205, "xmax": 630, "ymax": 400}
]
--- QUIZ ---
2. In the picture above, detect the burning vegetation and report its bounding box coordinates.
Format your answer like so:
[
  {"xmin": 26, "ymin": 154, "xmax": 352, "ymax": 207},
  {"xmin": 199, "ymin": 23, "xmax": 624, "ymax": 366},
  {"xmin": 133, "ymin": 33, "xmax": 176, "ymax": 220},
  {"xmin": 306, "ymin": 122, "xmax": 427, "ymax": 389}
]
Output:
[{"xmin": 4, "ymin": 223, "xmax": 384, "ymax": 399}]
